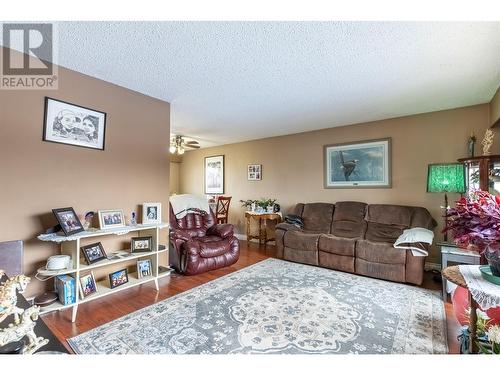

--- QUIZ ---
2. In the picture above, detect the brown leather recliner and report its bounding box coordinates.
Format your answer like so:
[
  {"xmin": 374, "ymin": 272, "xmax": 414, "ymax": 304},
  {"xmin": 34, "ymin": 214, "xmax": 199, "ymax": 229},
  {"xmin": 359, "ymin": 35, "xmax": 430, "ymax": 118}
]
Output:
[{"xmin": 169, "ymin": 204, "xmax": 240, "ymax": 275}]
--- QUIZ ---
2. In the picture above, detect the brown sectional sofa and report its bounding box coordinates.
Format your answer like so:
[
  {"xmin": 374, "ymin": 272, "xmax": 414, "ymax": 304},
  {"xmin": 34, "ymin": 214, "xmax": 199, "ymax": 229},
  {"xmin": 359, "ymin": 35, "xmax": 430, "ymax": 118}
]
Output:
[{"xmin": 275, "ymin": 201, "xmax": 436, "ymax": 285}]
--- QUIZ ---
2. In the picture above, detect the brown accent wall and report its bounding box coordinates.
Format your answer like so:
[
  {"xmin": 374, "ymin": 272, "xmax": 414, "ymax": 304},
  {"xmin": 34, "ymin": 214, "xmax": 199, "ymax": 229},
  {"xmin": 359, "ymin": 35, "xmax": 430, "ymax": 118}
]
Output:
[
  {"xmin": 0, "ymin": 48, "xmax": 170, "ymax": 296},
  {"xmin": 179, "ymin": 104, "xmax": 497, "ymax": 263},
  {"xmin": 491, "ymin": 86, "xmax": 500, "ymax": 126}
]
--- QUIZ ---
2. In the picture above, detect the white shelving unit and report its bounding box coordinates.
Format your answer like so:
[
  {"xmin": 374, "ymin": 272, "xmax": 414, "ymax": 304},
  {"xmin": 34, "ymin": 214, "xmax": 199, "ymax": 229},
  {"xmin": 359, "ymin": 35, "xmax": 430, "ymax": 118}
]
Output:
[{"xmin": 37, "ymin": 223, "xmax": 170, "ymax": 322}]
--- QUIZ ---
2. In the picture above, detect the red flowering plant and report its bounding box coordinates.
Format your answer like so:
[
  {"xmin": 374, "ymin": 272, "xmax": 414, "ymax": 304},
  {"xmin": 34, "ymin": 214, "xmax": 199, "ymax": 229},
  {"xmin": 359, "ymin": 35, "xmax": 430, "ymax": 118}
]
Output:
[{"xmin": 445, "ymin": 190, "xmax": 500, "ymax": 253}]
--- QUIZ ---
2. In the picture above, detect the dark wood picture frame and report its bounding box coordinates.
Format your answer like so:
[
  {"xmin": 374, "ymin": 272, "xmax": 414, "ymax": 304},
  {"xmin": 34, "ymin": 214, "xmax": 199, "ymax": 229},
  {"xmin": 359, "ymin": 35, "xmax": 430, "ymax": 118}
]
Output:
[
  {"xmin": 131, "ymin": 236, "xmax": 153, "ymax": 253},
  {"xmin": 81, "ymin": 242, "xmax": 107, "ymax": 265},
  {"xmin": 204, "ymin": 155, "xmax": 225, "ymax": 194},
  {"xmin": 109, "ymin": 268, "xmax": 129, "ymax": 289},
  {"xmin": 43, "ymin": 97, "xmax": 107, "ymax": 151},
  {"xmin": 52, "ymin": 207, "xmax": 85, "ymax": 236}
]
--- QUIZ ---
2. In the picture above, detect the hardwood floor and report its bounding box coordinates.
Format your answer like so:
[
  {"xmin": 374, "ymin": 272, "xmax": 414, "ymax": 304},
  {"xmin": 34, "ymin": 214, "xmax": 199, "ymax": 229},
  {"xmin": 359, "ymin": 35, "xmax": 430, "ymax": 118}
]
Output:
[{"xmin": 42, "ymin": 241, "xmax": 461, "ymax": 353}]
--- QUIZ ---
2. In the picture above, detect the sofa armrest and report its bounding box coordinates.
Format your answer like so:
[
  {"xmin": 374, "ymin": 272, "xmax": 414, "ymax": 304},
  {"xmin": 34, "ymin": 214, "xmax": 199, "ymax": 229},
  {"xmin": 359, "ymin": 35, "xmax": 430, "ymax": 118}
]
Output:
[
  {"xmin": 276, "ymin": 222, "xmax": 302, "ymax": 232},
  {"xmin": 170, "ymin": 229, "xmax": 192, "ymax": 242},
  {"xmin": 207, "ymin": 224, "xmax": 234, "ymax": 239}
]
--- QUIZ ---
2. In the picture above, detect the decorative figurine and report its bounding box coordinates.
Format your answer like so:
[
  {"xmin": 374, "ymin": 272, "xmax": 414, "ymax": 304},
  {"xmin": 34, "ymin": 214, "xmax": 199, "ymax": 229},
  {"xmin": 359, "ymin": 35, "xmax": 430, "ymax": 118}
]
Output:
[
  {"xmin": 130, "ymin": 211, "xmax": 137, "ymax": 226},
  {"xmin": 467, "ymin": 132, "xmax": 476, "ymax": 157},
  {"xmin": 0, "ymin": 272, "xmax": 30, "ymax": 324},
  {"xmin": 482, "ymin": 129, "xmax": 494, "ymax": 156},
  {"xmin": 81, "ymin": 211, "xmax": 95, "ymax": 230},
  {"xmin": 0, "ymin": 306, "xmax": 48, "ymax": 354},
  {"xmin": 0, "ymin": 271, "xmax": 49, "ymax": 354}
]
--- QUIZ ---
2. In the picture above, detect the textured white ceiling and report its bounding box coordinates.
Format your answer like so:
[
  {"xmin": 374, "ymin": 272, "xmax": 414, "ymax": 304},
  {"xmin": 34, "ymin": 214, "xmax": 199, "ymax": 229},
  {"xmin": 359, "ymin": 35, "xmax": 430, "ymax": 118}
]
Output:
[{"xmin": 16, "ymin": 22, "xmax": 500, "ymax": 146}]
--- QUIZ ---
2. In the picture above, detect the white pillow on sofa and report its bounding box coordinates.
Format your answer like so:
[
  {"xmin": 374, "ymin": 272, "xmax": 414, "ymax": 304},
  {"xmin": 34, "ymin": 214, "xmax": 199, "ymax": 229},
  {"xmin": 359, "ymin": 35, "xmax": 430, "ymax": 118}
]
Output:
[{"xmin": 393, "ymin": 227, "xmax": 434, "ymax": 257}]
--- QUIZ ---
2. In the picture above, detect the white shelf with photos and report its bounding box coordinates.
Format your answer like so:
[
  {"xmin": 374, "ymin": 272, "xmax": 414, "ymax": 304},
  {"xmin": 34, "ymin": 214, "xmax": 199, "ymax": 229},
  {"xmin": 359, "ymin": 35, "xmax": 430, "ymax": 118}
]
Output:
[{"xmin": 37, "ymin": 222, "xmax": 171, "ymax": 322}]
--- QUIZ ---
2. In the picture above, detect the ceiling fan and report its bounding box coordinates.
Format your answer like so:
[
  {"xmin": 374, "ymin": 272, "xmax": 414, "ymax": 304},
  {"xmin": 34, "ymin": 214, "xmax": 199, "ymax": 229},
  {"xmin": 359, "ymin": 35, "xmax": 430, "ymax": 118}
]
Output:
[{"xmin": 169, "ymin": 135, "xmax": 200, "ymax": 155}]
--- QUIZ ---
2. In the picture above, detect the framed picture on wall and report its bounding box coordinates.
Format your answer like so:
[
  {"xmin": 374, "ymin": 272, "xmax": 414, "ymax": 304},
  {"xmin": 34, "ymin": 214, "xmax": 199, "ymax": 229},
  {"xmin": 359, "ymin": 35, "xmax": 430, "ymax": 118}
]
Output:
[
  {"xmin": 324, "ymin": 138, "xmax": 391, "ymax": 188},
  {"xmin": 205, "ymin": 155, "xmax": 224, "ymax": 194},
  {"xmin": 43, "ymin": 97, "xmax": 107, "ymax": 150},
  {"xmin": 248, "ymin": 164, "xmax": 262, "ymax": 181}
]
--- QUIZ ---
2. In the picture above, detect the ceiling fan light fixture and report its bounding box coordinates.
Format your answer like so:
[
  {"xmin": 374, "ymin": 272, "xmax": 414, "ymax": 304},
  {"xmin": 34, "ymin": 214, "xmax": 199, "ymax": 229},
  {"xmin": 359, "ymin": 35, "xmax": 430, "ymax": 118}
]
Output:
[
  {"xmin": 169, "ymin": 145, "xmax": 176, "ymax": 153},
  {"xmin": 178, "ymin": 147, "xmax": 185, "ymax": 155}
]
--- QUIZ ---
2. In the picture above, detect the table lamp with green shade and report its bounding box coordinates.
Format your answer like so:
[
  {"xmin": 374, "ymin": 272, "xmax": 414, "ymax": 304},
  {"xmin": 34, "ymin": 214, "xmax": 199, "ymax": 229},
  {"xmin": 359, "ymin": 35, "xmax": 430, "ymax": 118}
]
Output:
[{"xmin": 427, "ymin": 163, "xmax": 466, "ymax": 242}]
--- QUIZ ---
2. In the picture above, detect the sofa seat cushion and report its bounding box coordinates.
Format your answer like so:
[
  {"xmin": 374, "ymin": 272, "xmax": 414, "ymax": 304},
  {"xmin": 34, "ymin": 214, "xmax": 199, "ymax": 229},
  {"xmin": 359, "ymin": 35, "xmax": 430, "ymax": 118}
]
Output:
[
  {"xmin": 284, "ymin": 246, "xmax": 318, "ymax": 266},
  {"xmin": 318, "ymin": 234, "xmax": 356, "ymax": 257},
  {"xmin": 319, "ymin": 252, "xmax": 354, "ymax": 273},
  {"xmin": 283, "ymin": 230, "xmax": 320, "ymax": 251},
  {"xmin": 356, "ymin": 239, "xmax": 406, "ymax": 265},
  {"xmin": 355, "ymin": 258, "xmax": 405, "ymax": 283}
]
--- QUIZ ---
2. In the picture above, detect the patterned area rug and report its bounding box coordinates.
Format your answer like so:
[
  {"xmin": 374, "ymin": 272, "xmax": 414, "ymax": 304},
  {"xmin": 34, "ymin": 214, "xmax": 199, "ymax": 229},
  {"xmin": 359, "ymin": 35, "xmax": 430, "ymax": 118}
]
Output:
[{"xmin": 68, "ymin": 258, "xmax": 448, "ymax": 354}]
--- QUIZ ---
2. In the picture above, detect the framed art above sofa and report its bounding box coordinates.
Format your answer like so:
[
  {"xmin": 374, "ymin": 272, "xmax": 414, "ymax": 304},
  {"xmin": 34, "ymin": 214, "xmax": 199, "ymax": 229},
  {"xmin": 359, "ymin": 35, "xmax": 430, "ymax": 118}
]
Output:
[{"xmin": 324, "ymin": 138, "xmax": 391, "ymax": 188}]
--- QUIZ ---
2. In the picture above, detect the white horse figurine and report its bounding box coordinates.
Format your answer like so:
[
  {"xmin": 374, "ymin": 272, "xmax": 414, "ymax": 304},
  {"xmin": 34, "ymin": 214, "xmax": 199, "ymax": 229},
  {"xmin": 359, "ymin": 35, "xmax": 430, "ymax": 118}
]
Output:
[
  {"xmin": 0, "ymin": 270, "xmax": 31, "ymax": 324},
  {"xmin": 0, "ymin": 305, "xmax": 49, "ymax": 354}
]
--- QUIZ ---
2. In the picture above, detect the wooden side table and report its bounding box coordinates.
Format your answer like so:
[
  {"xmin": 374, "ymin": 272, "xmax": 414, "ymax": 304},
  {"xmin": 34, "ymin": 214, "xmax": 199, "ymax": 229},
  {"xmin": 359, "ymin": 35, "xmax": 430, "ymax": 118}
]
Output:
[
  {"xmin": 439, "ymin": 242, "xmax": 480, "ymax": 301},
  {"xmin": 245, "ymin": 211, "xmax": 282, "ymax": 245},
  {"xmin": 441, "ymin": 266, "xmax": 478, "ymax": 354}
]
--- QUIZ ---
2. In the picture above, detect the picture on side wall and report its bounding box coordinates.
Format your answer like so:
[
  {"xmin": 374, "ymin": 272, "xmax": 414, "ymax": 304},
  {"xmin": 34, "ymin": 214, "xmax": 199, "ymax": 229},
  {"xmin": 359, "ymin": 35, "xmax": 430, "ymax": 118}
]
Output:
[
  {"xmin": 248, "ymin": 164, "xmax": 262, "ymax": 181},
  {"xmin": 324, "ymin": 138, "xmax": 391, "ymax": 188},
  {"xmin": 43, "ymin": 97, "xmax": 107, "ymax": 150},
  {"xmin": 205, "ymin": 155, "xmax": 224, "ymax": 194},
  {"xmin": 131, "ymin": 236, "xmax": 153, "ymax": 253}
]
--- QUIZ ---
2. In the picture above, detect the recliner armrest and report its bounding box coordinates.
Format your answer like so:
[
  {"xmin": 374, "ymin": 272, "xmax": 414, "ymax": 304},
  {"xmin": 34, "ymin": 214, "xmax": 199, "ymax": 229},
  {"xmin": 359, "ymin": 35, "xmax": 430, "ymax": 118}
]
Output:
[
  {"xmin": 207, "ymin": 224, "xmax": 234, "ymax": 239},
  {"xmin": 170, "ymin": 229, "xmax": 192, "ymax": 242}
]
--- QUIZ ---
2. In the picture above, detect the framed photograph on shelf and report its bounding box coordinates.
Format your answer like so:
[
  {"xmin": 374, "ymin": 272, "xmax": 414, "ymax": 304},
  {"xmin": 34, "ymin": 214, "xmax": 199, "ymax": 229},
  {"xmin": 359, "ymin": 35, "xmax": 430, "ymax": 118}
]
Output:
[
  {"xmin": 109, "ymin": 268, "xmax": 129, "ymax": 289},
  {"xmin": 137, "ymin": 259, "xmax": 152, "ymax": 279},
  {"xmin": 204, "ymin": 155, "xmax": 224, "ymax": 194},
  {"xmin": 43, "ymin": 97, "xmax": 107, "ymax": 150},
  {"xmin": 81, "ymin": 242, "xmax": 107, "ymax": 265},
  {"xmin": 52, "ymin": 207, "xmax": 85, "ymax": 236},
  {"xmin": 98, "ymin": 209, "xmax": 125, "ymax": 229},
  {"xmin": 142, "ymin": 203, "xmax": 161, "ymax": 225},
  {"xmin": 248, "ymin": 164, "xmax": 262, "ymax": 181},
  {"xmin": 324, "ymin": 138, "xmax": 391, "ymax": 188},
  {"xmin": 78, "ymin": 272, "xmax": 98, "ymax": 299},
  {"xmin": 131, "ymin": 236, "xmax": 153, "ymax": 253}
]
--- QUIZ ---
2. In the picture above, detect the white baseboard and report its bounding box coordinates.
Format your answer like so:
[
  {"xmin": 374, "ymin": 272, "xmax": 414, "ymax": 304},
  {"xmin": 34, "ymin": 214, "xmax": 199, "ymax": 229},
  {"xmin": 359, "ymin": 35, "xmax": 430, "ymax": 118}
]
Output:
[{"xmin": 234, "ymin": 233, "xmax": 246, "ymax": 240}]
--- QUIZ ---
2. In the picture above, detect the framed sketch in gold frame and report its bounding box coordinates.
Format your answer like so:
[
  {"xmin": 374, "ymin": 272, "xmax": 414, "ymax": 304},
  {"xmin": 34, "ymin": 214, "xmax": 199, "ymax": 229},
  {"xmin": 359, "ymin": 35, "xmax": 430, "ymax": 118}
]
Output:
[{"xmin": 324, "ymin": 138, "xmax": 391, "ymax": 188}]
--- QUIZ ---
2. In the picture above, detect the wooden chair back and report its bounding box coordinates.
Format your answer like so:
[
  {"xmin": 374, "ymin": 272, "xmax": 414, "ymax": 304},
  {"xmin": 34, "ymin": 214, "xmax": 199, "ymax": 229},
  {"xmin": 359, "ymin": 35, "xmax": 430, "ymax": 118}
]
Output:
[{"xmin": 216, "ymin": 196, "xmax": 232, "ymax": 224}]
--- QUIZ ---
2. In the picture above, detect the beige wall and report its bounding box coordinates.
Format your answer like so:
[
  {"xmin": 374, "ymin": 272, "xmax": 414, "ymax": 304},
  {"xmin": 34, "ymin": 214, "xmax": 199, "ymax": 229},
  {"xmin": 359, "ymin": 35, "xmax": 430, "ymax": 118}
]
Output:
[
  {"xmin": 491, "ymin": 86, "xmax": 500, "ymax": 126},
  {"xmin": 0, "ymin": 48, "xmax": 170, "ymax": 296},
  {"xmin": 170, "ymin": 162, "xmax": 181, "ymax": 194},
  {"xmin": 180, "ymin": 104, "xmax": 497, "ymax": 263}
]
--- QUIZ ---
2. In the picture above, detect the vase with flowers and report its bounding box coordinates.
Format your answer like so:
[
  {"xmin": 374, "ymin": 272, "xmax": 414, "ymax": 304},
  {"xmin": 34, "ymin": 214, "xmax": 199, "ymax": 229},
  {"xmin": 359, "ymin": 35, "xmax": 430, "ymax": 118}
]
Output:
[{"xmin": 445, "ymin": 190, "xmax": 500, "ymax": 279}]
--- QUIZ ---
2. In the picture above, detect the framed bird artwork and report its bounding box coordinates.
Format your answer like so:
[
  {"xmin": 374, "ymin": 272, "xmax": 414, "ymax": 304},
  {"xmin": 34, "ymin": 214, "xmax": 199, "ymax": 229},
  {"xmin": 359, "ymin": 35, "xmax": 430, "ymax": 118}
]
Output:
[{"xmin": 323, "ymin": 138, "xmax": 391, "ymax": 188}]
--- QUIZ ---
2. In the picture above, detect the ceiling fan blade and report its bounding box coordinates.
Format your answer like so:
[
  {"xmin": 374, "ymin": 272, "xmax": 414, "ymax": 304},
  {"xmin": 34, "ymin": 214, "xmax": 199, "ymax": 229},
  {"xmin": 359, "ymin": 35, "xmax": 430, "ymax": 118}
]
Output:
[
  {"xmin": 184, "ymin": 144, "xmax": 200, "ymax": 149},
  {"xmin": 185, "ymin": 141, "xmax": 200, "ymax": 145}
]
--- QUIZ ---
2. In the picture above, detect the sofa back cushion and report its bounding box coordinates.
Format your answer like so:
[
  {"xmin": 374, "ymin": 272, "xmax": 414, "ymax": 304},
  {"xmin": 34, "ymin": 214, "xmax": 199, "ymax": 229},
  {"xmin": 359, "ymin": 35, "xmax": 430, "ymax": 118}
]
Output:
[
  {"xmin": 330, "ymin": 201, "xmax": 367, "ymax": 238},
  {"xmin": 301, "ymin": 203, "xmax": 335, "ymax": 233},
  {"xmin": 364, "ymin": 204, "xmax": 412, "ymax": 243}
]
